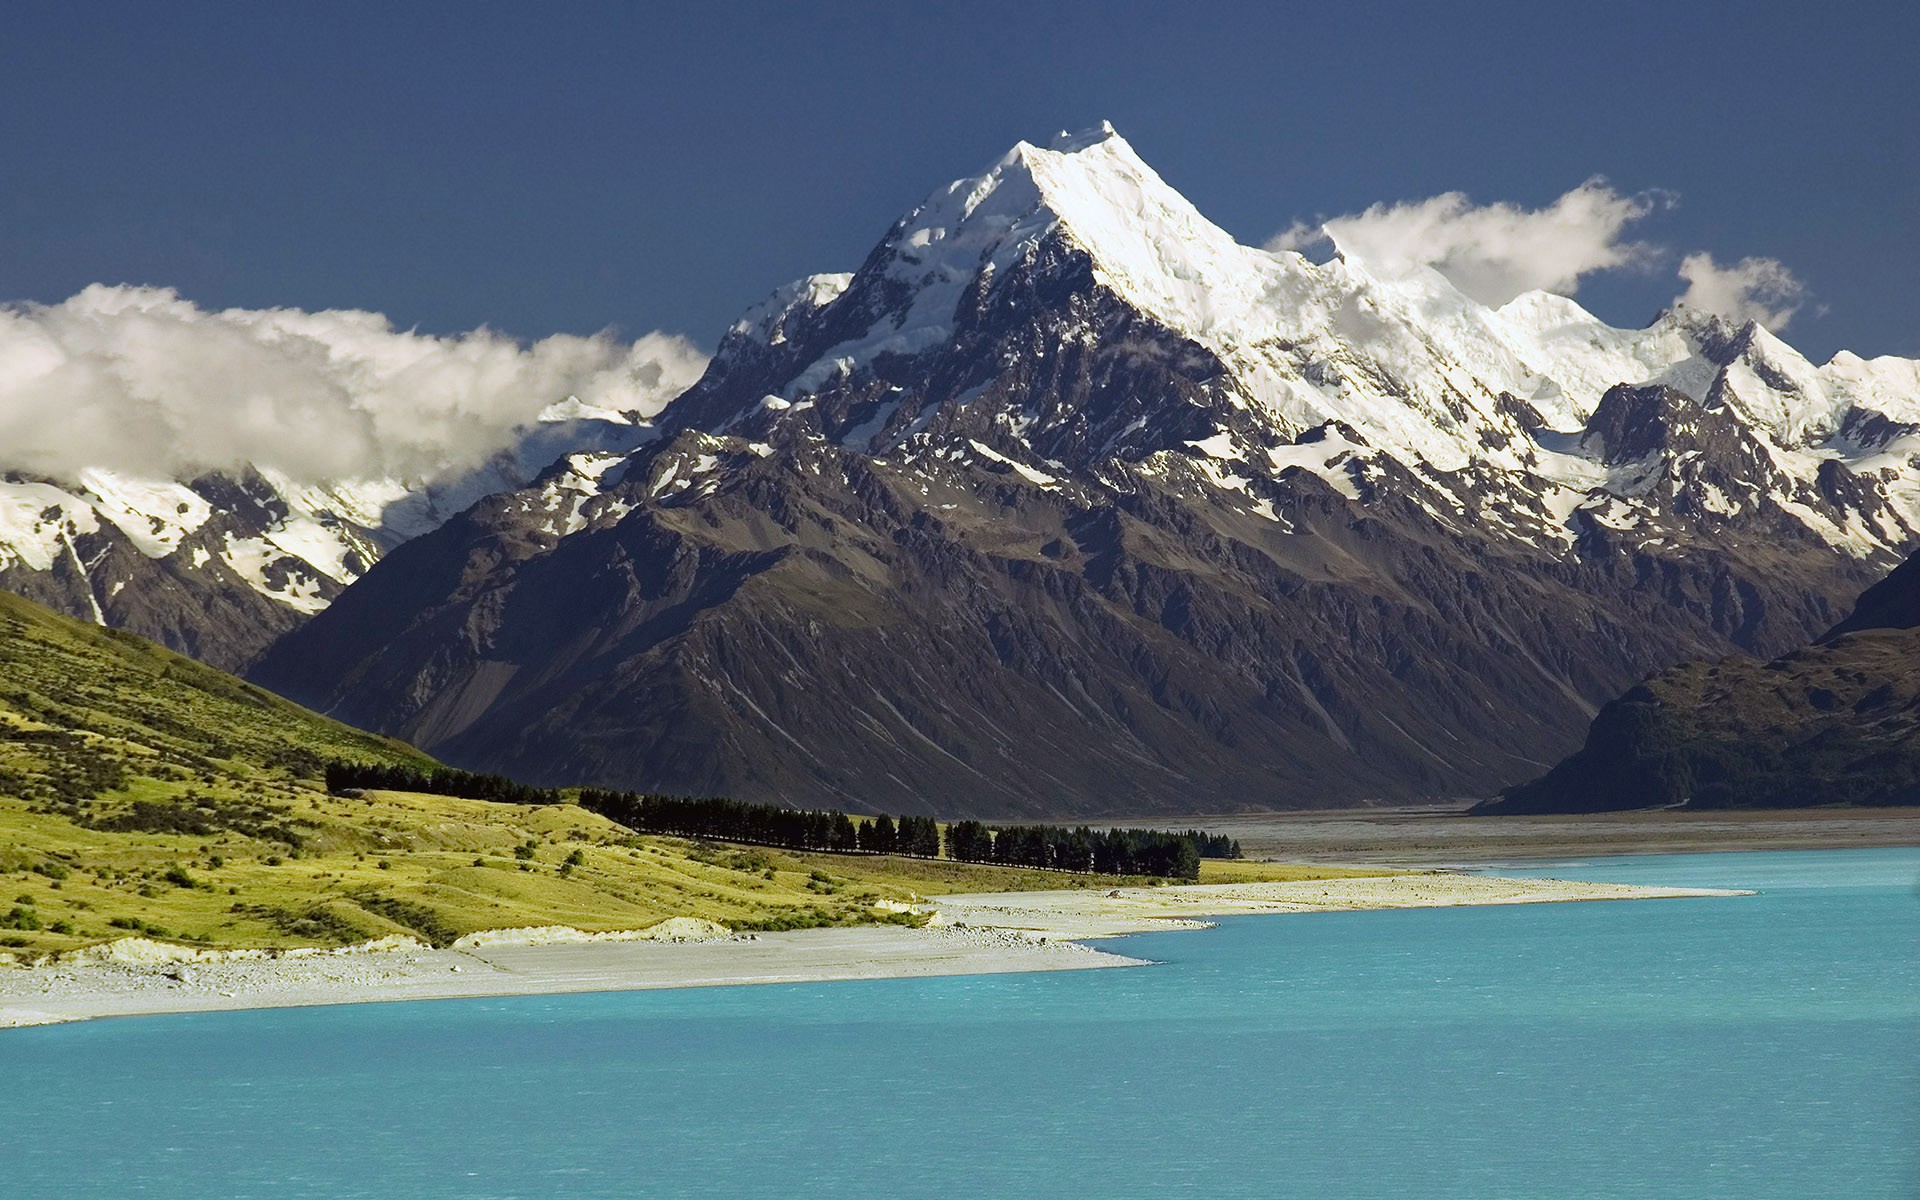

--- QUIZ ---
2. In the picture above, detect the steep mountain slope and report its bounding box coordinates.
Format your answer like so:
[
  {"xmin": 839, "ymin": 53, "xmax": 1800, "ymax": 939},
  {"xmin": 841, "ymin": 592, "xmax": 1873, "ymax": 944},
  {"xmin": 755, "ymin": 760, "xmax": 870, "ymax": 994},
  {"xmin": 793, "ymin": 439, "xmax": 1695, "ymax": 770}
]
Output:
[
  {"xmin": 1477, "ymin": 554, "xmax": 1920, "ymax": 813},
  {"xmin": 1822, "ymin": 550, "xmax": 1920, "ymax": 639},
  {"xmin": 255, "ymin": 125, "xmax": 1920, "ymax": 816}
]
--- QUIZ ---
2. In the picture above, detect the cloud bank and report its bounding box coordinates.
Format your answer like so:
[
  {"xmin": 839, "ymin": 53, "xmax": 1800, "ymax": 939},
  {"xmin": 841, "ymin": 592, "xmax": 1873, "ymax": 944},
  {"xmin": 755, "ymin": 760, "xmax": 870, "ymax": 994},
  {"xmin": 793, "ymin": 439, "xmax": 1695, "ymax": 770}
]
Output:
[
  {"xmin": 0, "ymin": 285, "xmax": 708, "ymax": 487},
  {"xmin": 1270, "ymin": 179, "xmax": 1663, "ymax": 307},
  {"xmin": 1272, "ymin": 181, "xmax": 1813, "ymax": 331},
  {"xmin": 1673, "ymin": 252, "xmax": 1805, "ymax": 331}
]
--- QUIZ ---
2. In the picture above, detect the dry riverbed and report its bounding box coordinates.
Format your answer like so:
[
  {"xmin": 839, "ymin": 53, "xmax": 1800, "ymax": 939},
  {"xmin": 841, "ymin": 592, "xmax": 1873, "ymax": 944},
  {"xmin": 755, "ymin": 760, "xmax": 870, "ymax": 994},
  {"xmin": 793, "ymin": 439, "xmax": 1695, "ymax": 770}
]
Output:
[{"xmin": 0, "ymin": 871, "xmax": 1744, "ymax": 1028}]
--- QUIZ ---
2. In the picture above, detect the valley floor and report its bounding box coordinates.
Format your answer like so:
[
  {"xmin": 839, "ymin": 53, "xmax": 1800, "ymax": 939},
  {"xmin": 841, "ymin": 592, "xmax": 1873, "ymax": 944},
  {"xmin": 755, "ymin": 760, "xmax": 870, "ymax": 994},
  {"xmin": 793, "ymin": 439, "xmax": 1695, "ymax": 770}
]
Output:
[
  {"xmin": 1141, "ymin": 806, "xmax": 1920, "ymax": 865},
  {"xmin": 0, "ymin": 871, "xmax": 1741, "ymax": 1028}
]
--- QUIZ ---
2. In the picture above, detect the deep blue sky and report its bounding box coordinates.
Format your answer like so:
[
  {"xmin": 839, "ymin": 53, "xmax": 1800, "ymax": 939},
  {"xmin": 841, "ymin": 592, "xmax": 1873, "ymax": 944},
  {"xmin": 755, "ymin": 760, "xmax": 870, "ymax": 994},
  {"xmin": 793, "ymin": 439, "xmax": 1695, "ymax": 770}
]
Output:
[{"xmin": 3, "ymin": 1, "xmax": 1914, "ymax": 359}]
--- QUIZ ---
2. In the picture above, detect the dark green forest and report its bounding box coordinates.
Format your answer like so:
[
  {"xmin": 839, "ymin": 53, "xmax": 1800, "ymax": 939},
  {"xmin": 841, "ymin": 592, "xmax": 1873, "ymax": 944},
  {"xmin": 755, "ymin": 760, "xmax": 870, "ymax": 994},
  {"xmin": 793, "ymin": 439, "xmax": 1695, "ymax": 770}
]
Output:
[{"xmin": 325, "ymin": 762, "xmax": 1239, "ymax": 880}]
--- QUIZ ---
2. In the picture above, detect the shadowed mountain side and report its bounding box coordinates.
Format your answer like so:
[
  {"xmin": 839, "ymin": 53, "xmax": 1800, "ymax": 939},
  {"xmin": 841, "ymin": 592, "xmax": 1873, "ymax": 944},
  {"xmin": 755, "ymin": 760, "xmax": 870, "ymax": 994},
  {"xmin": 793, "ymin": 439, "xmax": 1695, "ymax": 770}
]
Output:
[
  {"xmin": 1481, "ymin": 555, "xmax": 1920, "ymax": 814},
  {"xmin": 1822, "ymin": 551, "xmax": 1920, "ymax": 640},
  {"xmin": 254, "ymin": 430, "xmax": 1861, "ymax": 817}
]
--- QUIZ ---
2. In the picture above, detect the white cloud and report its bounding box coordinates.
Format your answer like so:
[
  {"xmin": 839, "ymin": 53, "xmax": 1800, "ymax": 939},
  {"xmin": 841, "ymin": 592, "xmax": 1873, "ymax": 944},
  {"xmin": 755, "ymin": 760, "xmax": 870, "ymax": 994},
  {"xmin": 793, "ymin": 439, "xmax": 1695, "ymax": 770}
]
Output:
[
  {"xmin": 1270, "ymin": 179, "xmax": 1665, "ymax": 306},
  {"xmin": 1672, "ymin": 252, "xmax": 1805, "ymax": 331},
  {"xmin": 0, "ymin": 284, "xmax": 708, "ymax": 487}
]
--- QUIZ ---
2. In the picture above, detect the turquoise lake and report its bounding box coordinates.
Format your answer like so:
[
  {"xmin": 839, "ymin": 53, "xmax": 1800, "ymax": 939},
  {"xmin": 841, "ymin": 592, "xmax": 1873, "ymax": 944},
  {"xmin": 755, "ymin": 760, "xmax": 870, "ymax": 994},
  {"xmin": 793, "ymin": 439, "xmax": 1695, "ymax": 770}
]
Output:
[{"xmin": 2, "ymin": 847, "xmax": 1914, "ymax": 1198}]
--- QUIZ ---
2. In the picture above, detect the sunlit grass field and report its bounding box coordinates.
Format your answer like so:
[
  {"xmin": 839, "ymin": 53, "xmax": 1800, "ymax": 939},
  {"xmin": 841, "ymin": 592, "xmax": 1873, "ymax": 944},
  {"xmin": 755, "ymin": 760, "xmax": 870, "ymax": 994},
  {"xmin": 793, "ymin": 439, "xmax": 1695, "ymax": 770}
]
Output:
[
  {"xmin": 1, "ymin": 784, "xmax": 1227, "ymax": 955},
  {"xmin": 0, "ymin": 588, "xmax": 1381, "ymax": 958}
]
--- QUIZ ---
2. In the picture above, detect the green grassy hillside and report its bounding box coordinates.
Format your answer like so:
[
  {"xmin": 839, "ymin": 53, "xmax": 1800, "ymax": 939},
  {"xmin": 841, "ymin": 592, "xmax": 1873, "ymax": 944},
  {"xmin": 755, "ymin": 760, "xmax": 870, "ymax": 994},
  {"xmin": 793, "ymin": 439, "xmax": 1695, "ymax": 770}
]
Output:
[
  {"xmin": 1, "ymin": 589, "xmax": 1370, "ymax": 958},
  {"xmin": 0, "ymin": 586, "xmax": 432, "ymax": 812},
  {"xmin": 0, "ymin": 782, "xmax": 1188, "ymax": 957}
]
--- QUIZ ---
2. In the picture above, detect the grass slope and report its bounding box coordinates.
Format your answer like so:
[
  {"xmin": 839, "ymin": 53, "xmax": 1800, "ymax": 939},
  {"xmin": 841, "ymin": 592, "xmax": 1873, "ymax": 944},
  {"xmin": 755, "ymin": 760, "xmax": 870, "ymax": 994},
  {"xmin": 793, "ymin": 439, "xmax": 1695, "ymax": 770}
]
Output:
[
  {"xmin": 0, "ymin": 588, "xmax": 431, "ymax": 798},
  {"xmin": 0, "ymin": 589, "xmax": 1381, "ymax": 956},
  {"xmin": 1, "ymin": 784, "xmax": 1205, "ymax": 956}
]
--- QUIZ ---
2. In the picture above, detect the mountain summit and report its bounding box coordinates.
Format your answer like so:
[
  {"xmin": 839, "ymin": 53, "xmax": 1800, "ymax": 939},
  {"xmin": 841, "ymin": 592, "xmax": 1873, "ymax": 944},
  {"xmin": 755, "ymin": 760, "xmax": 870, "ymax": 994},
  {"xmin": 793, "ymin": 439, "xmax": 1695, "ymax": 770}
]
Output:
[
  {"xmin": 670, "ymin": 125, "xmax": 1915, "ymax": 560},
  {"xmin": 255, "ymin": 128, "xmax": 1920, "ymax": 815}
]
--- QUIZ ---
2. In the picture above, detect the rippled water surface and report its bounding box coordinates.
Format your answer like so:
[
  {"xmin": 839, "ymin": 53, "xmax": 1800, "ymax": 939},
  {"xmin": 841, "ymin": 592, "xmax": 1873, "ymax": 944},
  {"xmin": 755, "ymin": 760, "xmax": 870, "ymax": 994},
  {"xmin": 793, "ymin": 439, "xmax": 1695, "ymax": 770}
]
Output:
[{"xmin": 2, "ymin": 847, "xmax": 1914, "ymax": 1199}]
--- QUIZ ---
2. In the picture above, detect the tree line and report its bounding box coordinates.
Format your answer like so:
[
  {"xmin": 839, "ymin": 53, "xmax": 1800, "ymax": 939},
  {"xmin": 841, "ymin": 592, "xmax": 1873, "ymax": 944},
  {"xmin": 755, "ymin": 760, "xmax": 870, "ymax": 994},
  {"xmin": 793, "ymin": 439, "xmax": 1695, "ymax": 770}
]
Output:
[
  {"xmin": 325, "ymin": 760, "xmax": 1240, "ymax": 880},
  {"xmin": 575, "ymin": 789, "xmax": 939, "ymax": 858},
  {"xmin": 849, "ymin": 812, "xmax": 942, "ymax": 857},
  {"xmin": 323, "ymin": 761, "xmax": 550, "ymax": 806},
  {"xmin": 1193, "ymin": 831, "xmax": 1240, "ymax": 859},
  {"xmin": 946, "ymin": 821, "xmax": 1239, "ymax": 880}
]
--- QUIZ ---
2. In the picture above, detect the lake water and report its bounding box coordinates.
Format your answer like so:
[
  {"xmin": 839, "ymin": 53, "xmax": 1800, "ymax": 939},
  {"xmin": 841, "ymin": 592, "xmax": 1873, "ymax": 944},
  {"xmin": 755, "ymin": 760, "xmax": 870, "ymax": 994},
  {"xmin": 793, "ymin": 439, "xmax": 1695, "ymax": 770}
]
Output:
[{"xmin": 2, "ymin": 847, "xmax": 1914, "ymax": 1199}]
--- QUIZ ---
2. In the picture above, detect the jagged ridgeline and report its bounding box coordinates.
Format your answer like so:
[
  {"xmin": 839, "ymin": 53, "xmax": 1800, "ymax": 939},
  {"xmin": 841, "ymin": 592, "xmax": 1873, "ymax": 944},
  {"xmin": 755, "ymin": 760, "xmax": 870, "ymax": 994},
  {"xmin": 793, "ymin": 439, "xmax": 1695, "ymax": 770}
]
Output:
[{"xmin": 322, "ymin": 762, "xmax": 1240, "ymax": 881}]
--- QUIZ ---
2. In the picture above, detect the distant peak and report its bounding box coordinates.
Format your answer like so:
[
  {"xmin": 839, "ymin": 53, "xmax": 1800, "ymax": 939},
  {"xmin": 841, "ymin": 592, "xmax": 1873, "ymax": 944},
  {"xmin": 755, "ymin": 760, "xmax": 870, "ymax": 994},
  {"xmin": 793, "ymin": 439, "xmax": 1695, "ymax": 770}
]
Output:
[
  {"xmin": 1001, "ymin": 121, "xmax": 1136, "ymax": 174},
  {"xmin": 1499, "ymin": 289, "xmax": 1586, "ymax": 316},
  {"xmin": 1648, "ymin": 303, "xmax": 1732, "ymax": 337},
  {"xmin": 1045, "ymin": 120, "xmax": 1121, "ymax": 153},
  {"xmin": 1495, "ymin": 289, "xmax": 1608, "ymax": 336}
]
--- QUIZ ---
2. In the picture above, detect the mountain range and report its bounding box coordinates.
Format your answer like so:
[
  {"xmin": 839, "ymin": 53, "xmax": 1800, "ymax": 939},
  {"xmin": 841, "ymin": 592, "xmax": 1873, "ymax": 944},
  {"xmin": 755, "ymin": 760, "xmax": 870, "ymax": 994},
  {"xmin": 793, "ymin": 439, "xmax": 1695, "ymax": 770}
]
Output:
[
  {"xmin": 0, "ymin": 402, "xmax": 669, "ymax": 671},
  {"xmin": 239, "ymin": 125, "xmax": 1920, "ymax": 816}
]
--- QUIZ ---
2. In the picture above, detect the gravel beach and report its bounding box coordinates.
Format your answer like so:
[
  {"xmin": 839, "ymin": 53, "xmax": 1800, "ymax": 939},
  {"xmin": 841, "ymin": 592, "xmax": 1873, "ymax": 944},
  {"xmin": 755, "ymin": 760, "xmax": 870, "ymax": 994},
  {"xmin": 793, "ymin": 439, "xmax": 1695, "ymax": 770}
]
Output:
[{"xmin": 0, "ymin": 870, "xmax": 1745, "ymax": 1028}]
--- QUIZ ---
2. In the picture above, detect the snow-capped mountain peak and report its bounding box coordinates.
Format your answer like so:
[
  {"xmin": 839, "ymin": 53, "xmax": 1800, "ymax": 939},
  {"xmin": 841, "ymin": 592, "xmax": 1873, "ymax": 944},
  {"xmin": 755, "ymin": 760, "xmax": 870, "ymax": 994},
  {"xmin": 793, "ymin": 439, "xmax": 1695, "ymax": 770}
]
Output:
[
  {"xmin": 661, "ymin": 125, "xmax": 1920, "ymax": 566},
  {"xmin": 255, "ymin": 126, "xmax": 1920, "ymax": 817},
  {"xmin": 1042, "ymin": 119, "xmax": 1120, "ymax": 152},
  {"xmin": 727, "ymin": 274, "xmax": 854, "ymax": 348},
  {"xmin": 884, "ymin": 121, "xmax": 1290, "ymax": 346}
]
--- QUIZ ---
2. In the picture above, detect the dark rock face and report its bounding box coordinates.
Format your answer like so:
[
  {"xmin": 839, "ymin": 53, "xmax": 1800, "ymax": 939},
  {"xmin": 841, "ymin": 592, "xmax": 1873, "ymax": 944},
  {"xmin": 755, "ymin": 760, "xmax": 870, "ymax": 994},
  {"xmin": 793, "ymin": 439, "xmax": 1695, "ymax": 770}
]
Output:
[
  {"xmin": 252, "ymin": 130, "xmax": 1915, "ymax": 817},
  {"xmin": 1479, "ymin": 554, "xmax": 1920, "ymax": 814},
  {"xmin": 1823, "ymin": 553, "xmax": 1920, "ymax": 641},
  {"xmin": 255, "ymin": 417, "xmax": 1866, "ymax": 817},
  {"xmin": 1584, "ymin": 384, "xmax": 1697, "ymax": 465}
]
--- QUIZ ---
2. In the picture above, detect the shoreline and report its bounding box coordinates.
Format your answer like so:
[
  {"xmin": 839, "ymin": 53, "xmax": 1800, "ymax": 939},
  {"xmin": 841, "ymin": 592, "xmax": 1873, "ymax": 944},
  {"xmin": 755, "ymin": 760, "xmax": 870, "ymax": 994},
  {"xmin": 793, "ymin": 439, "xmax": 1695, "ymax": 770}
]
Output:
[
  {"xmin": 931, "ymin": 872, "xmax": 1747, "ymax": 938},
  {"xmin": 0, "ymin": 925, "xmax": 1140, "ymax": 1030},
  {"xmin": 0, "ymin": 870, "xmax": 1744, "ymax": 1030}
]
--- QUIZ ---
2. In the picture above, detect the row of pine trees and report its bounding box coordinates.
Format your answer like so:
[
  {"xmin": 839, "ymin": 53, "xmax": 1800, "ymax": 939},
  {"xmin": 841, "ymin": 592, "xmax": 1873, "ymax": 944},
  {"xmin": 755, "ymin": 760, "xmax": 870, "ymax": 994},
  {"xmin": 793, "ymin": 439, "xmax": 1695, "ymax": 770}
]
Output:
[
  {"xmin": 575, "ymin": 789, "xmax": 941, "ymax": 858},
  {"xmin": 323, "ymin": 761, "xmax": 547, "ymax": 806},
  {"xmin": 946, "ymin": 821, "xmax": 1229, "ymax": 879},
  {"xmin": 325, "ymin": 761, "xmax": 1240, "ymax": 880}
]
